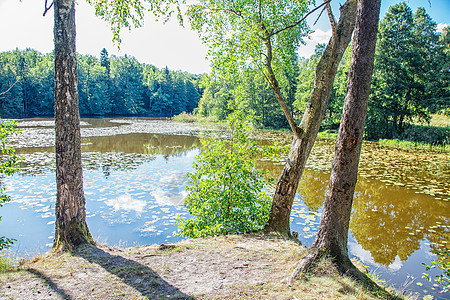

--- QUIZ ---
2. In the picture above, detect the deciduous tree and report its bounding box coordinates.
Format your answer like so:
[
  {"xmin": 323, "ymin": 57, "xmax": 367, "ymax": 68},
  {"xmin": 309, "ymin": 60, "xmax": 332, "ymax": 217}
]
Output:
[
  {"xmin": 52, "ymin": 0, "xmax": 94, "ymax": 250},
  {"xmin": 366, "ymin": 4, "xmax": 445, "ymax": 139},
  {"xmin": 186, "ymin": 0, "xmax": 358, "ymax": 236},
  {"xmin": 286, "ymin": 0, "xmax": 381, "ymax": 284},
  {"xmin": 263, "ymin": 0, "xmax": 357, "ymax": 235}
]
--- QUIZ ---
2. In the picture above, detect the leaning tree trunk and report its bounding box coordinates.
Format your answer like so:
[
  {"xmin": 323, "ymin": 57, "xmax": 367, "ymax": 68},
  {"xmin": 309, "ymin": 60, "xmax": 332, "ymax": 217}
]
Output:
[
  {"xmin": 53, "ymin": 0, "xmax": 93, "ymax": 251},
  {"xmin": 265, "ymin": 0, "xmax": 357, "ymax": 235},
  {"xmin": 286, "ymin": 0, "xmax": 381, "ymax": 284}
]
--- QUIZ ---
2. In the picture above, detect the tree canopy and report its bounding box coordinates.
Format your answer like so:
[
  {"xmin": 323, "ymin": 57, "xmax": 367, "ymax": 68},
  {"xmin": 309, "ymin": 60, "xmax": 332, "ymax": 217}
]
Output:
[{"xmin": 366, "ymin": 3, "xmax": 449, "ymax": 140}]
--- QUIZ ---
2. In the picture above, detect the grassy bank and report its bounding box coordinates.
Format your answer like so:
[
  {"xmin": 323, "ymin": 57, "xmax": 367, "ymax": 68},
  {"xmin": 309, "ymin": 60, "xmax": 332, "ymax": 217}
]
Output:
[
  {"xmin": 171, "ymin": 112, "xmax": 219, "ymax": 123},
  {"xmin": 0, "ymin": 234, "xmax": 405, "ymax": 299},
  {"xmin": 378, "ymin": 114, "xmax": 450, "ymax": 152},
  {"xmin": 173, "ymin": 112, "xmax": 449, "ymax": 153},
  {"xmin": 378, "ymin": 139, "xmax": 450, "ymax": 153}
]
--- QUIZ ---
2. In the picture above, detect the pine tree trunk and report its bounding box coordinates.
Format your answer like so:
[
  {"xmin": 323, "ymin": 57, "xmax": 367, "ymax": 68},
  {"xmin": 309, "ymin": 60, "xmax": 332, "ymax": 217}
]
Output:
[
  {"xmin": 311, "ymin": 0, "xmax": 381, "ymax": 268},
  {"xmin": 53, "ymin": 0, "xmax": 93, "ymax": 251},
  {"xmin": 265, "ymin": 0, "xmax": 357, "ymax": 235}
]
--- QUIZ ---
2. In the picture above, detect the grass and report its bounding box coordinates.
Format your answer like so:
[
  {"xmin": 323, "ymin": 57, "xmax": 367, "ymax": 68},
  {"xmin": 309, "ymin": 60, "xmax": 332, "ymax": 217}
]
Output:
[
  {"xmin": 171, "ymin": 112, "xmax": 219, "ymax": 123},
  {"xmin": 378, "ymin": 114, "xmax": 450, "ymax": 152},
  {"xmin": 0, "ymin": 254, "xmax": 14, "ymax": 272},
  {"xmin": 428, "ymin": 113, "xmax": 450, "ymax": 128},
  {"xmin": 379, "ymin": 139, "xmax": 450, "ymax": 153},
  {"xmin": 318, "ymin": 129, "xmax": 338, "ymax": 139}
]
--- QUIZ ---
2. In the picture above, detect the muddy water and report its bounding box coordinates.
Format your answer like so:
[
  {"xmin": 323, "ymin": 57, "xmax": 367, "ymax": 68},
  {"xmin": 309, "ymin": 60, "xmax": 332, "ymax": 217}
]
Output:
[{"xmin": 1, "ymin": 118, "xmax": 449, "ymax": 298}]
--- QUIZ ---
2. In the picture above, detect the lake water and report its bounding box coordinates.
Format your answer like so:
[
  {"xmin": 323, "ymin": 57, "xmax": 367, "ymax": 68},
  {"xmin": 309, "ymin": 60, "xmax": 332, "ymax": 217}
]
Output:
[{"xmin": 1, "ymin": 118, "xmax": 449, "ymax": 298}]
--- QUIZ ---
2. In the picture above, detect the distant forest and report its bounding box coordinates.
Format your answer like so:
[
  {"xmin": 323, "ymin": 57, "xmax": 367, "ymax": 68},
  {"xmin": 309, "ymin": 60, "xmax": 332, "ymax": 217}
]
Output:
[{"xmin": 0, "ymin": 48, "xmax": 202, "ymax": 118}]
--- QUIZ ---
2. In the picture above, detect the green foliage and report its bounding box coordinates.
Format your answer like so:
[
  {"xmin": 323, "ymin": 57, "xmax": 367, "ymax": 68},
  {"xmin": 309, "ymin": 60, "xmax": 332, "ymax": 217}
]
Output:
[
  {"xmin": 0, "ymin": 121, "xmax": 20, "ymax": 251},
  {"xmin": 194, "ymin": 72, "xmax": 296, "ymax": 129},
  {"xmin": 0, "ymin": 49, "xmax": 202, "ymax": 118},
  {"xmin": 367, "ymin": 3, "xmax": 448, "ymax": 140},
  {"xmin": 187, "ymin": 0, "xmax": 311, "ymax": 128},
  {"xmin": 0, "ymin": 253, "xmax": 14, "ymax": 271},
  {"xmin": 177, "ymin": 110, "xmax": 271, "ymax": 238},
  {"xmin": 188, "ymin": 0, "xmax": 311, "ymax": 81},
  {"xmin": 379, "ymin": 139, "xmax": 449, "ymax": 153},
  {"xmin": 294, "ymin": 44, "xmax": 352, "ymax": 129},
  {"xmin": 86, "ymin": 0, "xmax": 183, "ymax": 44},
  {"xmin": 422, "ymin": 248, "xmax": 450, "ymax": 293},
  {"xmin": 171, "ymin": 112, "xmax": 218, "ymax": 123},
  {"xmin": 0, "ymin": 49, "xmax": 54, "ymax": 117}
]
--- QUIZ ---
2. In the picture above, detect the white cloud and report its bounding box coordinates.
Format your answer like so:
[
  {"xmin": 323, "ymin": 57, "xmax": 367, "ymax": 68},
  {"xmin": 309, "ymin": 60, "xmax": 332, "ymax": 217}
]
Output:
[
  {"xmin": 0, "ymin": 0, "xmax": 210, "ymax": 74},
  {"xmin": 310, "ymin": 29, "xmax": 333, "ymax": 44},
  {"xmin": 152, "ymin": 189, "xmax": 188, "ymax": 206},
  {"xmin": 437, "ymin": 23, "xmax": 450, "ymax": 33},
  {"xmin": 349, "ymin": 242, "xmax": 403, "ymax": 272},
  {"xmin": 349, "ymin": 242, "xmax": 377, "ymax": 266},
  {"xmin": 387, "ymin": 256, "xmax": 403, "ymax": 272},
  {"xmin": 105, "ymin": 194, "xmax": 147, "ymax": 213},
  {"xmin": 298, "ymin": 29, "xmax": 332, "ymax": 58}
]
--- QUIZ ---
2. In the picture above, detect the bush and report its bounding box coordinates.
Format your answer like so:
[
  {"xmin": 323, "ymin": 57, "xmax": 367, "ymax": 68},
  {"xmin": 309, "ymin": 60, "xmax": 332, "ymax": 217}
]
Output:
[
  {"xmin": 171, "ymin": 112, "xmax": 219, "ymax": 123},
  {"xmin": 177, "ymin": 111, "xmax": 271, "ymax": 238},
  {"xmin": 422, "ymin": 248, "xmax": 450, "ymax": 293},
  {"xmin": 399, "ymin": 124, "xmax": 449, "ymax": 146},
  {"xmin": 0, "ymin": 121, "xmax": 21, "ymax": 251}
]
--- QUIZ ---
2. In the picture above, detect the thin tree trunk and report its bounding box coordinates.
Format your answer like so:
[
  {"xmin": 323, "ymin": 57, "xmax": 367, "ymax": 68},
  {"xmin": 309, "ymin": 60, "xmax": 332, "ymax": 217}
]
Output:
[
  {"xmin": 286, "ymin": 0, "xmax": 381, "ymax": 285},
  {"xmin": 53, "ymin": 0, "xmax": 93, "ymax": 251},
  {"xmin": 265, "ymin": 0, "xmax": 357, "ymax": 235}
]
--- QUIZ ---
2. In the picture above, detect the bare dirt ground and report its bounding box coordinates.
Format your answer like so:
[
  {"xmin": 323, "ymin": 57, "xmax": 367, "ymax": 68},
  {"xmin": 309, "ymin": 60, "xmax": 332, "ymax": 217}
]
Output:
[{"xmin": 0, "ymin": 234, "xmax": 387, "ymax": 300}]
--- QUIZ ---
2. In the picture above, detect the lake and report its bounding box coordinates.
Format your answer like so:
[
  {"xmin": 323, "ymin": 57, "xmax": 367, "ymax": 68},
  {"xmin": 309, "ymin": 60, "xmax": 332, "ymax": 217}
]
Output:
[{"xmin": 1, "ymin": 118, "xmax": 449, "ymax": 298}]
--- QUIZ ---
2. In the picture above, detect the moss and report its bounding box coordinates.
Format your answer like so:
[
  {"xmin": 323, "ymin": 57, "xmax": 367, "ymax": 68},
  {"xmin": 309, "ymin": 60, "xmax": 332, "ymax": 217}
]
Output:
[{"xmin": 53, "ymin": 218, "xmax": 95, "ymax": 251}]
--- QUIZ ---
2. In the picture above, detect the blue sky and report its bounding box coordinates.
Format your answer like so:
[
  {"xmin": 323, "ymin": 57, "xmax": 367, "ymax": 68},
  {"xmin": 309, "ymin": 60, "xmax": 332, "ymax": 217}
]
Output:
[{"xmin": 0, "ymin": 0, "xmax": 448, "ymax": 74}]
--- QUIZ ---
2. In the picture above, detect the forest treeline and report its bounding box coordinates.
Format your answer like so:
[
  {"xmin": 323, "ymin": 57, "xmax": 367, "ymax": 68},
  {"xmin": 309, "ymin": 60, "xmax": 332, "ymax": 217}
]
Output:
[
  {"xmin": 0, "ymin": 48, "xmax": 202, "ymax": 118},
  {"xmin": 0, "ymin": 4, "xmax": 448, "ymax": 143}
]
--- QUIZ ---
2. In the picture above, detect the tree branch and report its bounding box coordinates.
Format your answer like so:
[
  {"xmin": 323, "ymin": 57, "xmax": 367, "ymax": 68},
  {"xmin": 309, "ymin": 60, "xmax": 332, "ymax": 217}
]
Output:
[
  {"xmin": 0, "ymin": 79, "xmax": 18, "ymax": 98},
  {"xmin": 270, "ymin": 0, "xmax": 331, "ymax": 37},
  {"xmin": 258, "ymin": 0, "xmax": 262, "ymax": 23},
  {"xmin": 326, "ymin": 2, "xmax": 338, "ymax": 41},
  {"xmin": 260, "ymin": 22, "xmax": 303, "ymax": 139},
  {"xmin": 43, "ymin": 0, "xmax": 54, "ymax": 16},
  {"xmin": 313, "ymin": 6, "xmax": 327, "ymax": 26}
]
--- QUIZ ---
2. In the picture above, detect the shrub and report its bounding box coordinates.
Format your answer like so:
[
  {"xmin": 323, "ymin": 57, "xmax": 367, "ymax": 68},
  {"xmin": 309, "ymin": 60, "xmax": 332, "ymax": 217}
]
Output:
[
  {"xmin": 0, "ymin": 121, "xmax": 21, "ymax": 251},
  {"xmin": 177, "ymin": 110, "xmax": 271, "ymax": 238},
  {"xmin": 422, "ymin": 248, "xmax": 450, "ymax": 293}
]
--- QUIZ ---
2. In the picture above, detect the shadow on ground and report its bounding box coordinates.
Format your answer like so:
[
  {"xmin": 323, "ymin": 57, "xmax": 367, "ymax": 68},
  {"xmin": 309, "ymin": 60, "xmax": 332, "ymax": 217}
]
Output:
[{"xmin": 74, "ymin": 245, "xmax": 192, "ymax": 299}]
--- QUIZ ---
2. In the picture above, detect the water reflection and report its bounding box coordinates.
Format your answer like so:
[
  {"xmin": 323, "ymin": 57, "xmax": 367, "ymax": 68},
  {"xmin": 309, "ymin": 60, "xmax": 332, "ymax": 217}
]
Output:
[
  {"xmin": 16, "ymin": 133, "xmax": 202, "ymax": 176},
  {"xmin": 351, "ymin": 179, "xmax": 449, "ymax": 266},
  {"xmin": 105, "ymin": 194, "xmax": 147, "ymax": 214}
]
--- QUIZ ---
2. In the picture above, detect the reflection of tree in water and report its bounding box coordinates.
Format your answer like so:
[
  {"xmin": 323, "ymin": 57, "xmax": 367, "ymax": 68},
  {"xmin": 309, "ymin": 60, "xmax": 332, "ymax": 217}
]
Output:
[
  {"xmin": 272, "ymin": 164, "xmax": 449, "ymax": 266},
  {"xmin": 297, "ymin": 170, "xmax": 329, "ymax": 212},
  {"xmin": 13, "ymin": 128, "xmax": 450, "ymax": 265},
  {"xmin": 82, "ymin": 133, "xmax": 201, "ymax": 157},
  {"xmin": 17, "ymin": 134, "xmax": 202, "ymax": 176},
  {"xmin": 142, "ymin": 134, "xmax": 202, "ymax": 159},
  {"xmin": 350, "ymin": 179, "xmax": 450, "ymax": 266}
]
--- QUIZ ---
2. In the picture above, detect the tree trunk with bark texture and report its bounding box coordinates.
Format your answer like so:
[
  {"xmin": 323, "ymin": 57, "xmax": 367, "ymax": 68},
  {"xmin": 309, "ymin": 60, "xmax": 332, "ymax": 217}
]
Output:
[
  {"xmin": 53, "ymin": 0, "xmax": 93, "ymax": 251},
  {"xmin": 265, "ymin": 0, "xmax": 357, "ymax": 235},
  {"xmin": 285, "ymin": 0, "xmax": 381, "ymax": 285}
]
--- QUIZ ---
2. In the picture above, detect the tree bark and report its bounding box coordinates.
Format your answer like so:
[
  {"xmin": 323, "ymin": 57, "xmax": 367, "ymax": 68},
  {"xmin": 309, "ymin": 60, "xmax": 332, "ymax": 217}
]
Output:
[
  {"xmin": 265, "ymin": 0, "xmax": 357, "ymax": 235},
  {"xmin": 53, "ymin": 0, "xmax": 93, "ymax": 251},
  {"xmin": 286, "ymin": 0, "xmax": 381, "ymax": 284}
]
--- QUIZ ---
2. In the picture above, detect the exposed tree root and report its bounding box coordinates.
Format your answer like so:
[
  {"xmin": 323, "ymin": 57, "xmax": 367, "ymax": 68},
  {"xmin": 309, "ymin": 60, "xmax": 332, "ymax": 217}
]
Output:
[{"xmin": 284, "ymin": 247, "xmax": 402, "ymax": 300}]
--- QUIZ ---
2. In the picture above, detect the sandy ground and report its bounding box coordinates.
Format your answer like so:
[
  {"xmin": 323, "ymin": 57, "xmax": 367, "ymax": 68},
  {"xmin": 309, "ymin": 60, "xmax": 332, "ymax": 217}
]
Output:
[{"xmin": 0, "ymin": 234, "xmax": 384, "ymax": 300}]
